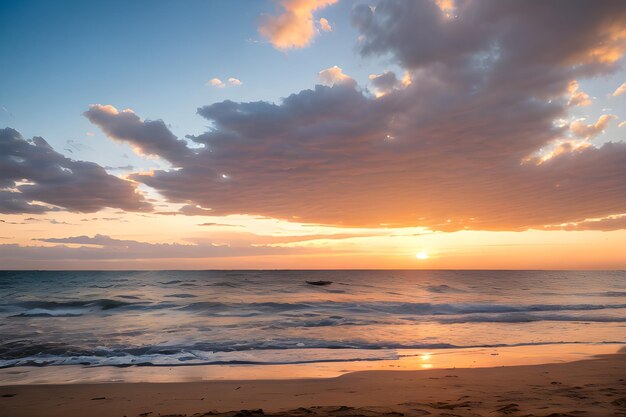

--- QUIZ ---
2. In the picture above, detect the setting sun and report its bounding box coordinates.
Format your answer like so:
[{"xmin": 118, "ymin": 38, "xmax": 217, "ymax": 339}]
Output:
[{"xmin": 415, "ymin": 251, "xmax": 429, "ymax": 260}]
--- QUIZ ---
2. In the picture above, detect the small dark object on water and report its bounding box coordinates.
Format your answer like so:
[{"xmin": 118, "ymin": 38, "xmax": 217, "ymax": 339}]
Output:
[
  {"xmin": 306, "ymin": 280, "xmax": 333, "ymax": 286},
  {"xmin": 91, "ymin": 397, "xmax": 106, "ymax": 400}
]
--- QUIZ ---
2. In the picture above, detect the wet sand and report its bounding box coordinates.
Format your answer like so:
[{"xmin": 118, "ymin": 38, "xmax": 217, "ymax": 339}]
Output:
[{"xmin": 1, "ymin": 353, "xmax": 626, "ymax": 417}]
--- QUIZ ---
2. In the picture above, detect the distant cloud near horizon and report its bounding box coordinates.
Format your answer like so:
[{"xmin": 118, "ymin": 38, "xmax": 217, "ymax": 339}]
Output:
[
  {"xmin": 0, "ymin": 233, "xmax": 310, "ymax": 263},
  {"xmin": 258, "ymin": 0, "xmax": 337, "ymax": 49}
]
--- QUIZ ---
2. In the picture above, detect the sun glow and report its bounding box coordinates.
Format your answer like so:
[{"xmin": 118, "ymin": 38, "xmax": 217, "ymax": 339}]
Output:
[{"xmin": 415, "ymin": 251, "xmax": 429, "ymax": 260}]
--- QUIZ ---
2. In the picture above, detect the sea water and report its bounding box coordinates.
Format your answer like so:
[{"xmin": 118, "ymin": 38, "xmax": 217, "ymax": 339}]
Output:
[{"xmin": 0, "ymin": 270, "xmax": 624, "ymax": 382}]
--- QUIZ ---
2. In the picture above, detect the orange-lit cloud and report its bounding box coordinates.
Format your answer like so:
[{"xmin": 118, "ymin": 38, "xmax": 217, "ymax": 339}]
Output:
[
  {"xmin": 208, "ymin": 78, "xmax": 225, "ymax": 88},
  {"xmin": 319, "ymin": 17, "xmax": 332, "ymax": 32},
  {"xmin": 258, "ymin": 0, "xmax": 337, "ymax": 49},
  {"xmin": 543, "ymin": 213, "xmax": 626, "ymax": 231},
  {"xmin": 567, "ymin": 80, "xmax": 592, "ymax": 107},
  {"xmin": 570, "ymin": 114, "xmax": 617, "ymax": 139},
  {"xmin": 612, "ymin": 82, "xmax": 626, "ymax": 97},
  {"xmin": 318, "ymin": 65, "xmax": 355, "ymax": 87}
]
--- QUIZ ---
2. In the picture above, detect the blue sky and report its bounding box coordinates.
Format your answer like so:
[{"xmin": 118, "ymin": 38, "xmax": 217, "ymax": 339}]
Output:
[{"xmin": 1, "ymin": 0, "xmax": 394, "ymax": 170}]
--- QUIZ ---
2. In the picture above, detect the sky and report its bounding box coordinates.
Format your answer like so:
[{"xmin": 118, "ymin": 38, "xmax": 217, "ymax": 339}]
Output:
[{"xmin": 0, "ymin": 0, "xmax": 625, "ymax": 269}]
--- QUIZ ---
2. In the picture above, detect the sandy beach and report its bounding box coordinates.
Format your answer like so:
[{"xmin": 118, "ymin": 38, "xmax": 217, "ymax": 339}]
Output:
[{"xmin": 2, "ymin": 353, "xmax": 625, "ymax": 417}]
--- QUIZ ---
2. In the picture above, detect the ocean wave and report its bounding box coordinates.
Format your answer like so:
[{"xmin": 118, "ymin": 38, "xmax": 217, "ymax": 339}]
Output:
[
  {"xmin": 4, "ymin": 299, "xmax": 626, "ymax": 319},
  {"xmin": 425, "ymin": 284, "xmax": 466, "ymax": 293},
  {"xmin": 164, "ymin": 293, "xmax": 198, "ymax": 298},
  {"xmin": 1, "ymin": 341, "xmax": 624, "ymax": 369},
  {"xmin": 177, "ymin": 301, "xmax": 626, "ymax": 316},
  {"xmin": 437, "ymin": 312, "xmax": 626, "ymax": 323},
  {"xmin": 15, "ymin": 299, "xmax": 139, "ymax": 310},
  {"xmin": 4, "ymin": 299, "xmax": 147, "ymax": 317}
]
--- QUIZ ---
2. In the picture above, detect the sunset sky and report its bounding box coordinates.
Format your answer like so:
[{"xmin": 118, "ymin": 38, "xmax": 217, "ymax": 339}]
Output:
[{"xmin": 1, "ymin": 0, "xmax": 625, "ymax": 269}]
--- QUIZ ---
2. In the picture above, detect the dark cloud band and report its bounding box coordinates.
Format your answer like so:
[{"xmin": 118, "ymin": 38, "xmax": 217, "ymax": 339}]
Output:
[{"xmin": 0, "ymin": 128, "xmax": 151, "ymax": 214}]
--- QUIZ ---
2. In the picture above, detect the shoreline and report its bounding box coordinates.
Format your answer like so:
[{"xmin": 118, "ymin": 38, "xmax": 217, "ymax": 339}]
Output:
[
  {"xmin": 2, "ymin": 352, "xmax": 625, "ymax": 417},
  {"xmin": 0, "ymin": 343, "xmax": 623, "ymax": 385}
]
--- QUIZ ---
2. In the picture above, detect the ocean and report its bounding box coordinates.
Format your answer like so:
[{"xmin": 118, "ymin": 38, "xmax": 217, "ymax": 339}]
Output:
[{"xmin": 0, "ymin": 270, "xmax": 625, "ymax": 381}]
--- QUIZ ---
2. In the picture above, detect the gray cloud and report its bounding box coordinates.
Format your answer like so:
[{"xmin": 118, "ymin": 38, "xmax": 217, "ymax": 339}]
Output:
[
  {"xmin": 156, "ymin": 205, "xmax": 214, "ymax": 216},
  {"xmin": 84, "ymin": 105, "xmax": 193, "ymax": 166},
  {"xmin": 122, "ymin": 80, "xmax": 626, "ymax": 230},
  {"xmin": 0, "ymin": 234, "xmax": 308, "ymax": 261},
  {"xmin": 369, "ymin": 71, "xmax": 401, "ymax": 96},
  {"xmin": 0, "ymin": 128, "xmax": 152, "ymax": 214},
  {"xmin": 80, "ymin": 1, "xmax": 626, "ymax": 231},
  {"xmin": 353, "ymin": 0, "xmax": 626, "ymax": 93}
]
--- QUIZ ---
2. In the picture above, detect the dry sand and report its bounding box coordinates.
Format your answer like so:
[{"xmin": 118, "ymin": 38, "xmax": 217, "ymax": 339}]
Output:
[{"xmin": 1, "ymin": 353, "xmax": 625, "ymax": 417}]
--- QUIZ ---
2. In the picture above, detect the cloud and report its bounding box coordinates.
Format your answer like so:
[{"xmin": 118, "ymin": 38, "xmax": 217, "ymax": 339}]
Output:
[
  {"xmin": 570, "ymin": 114, "xmax": 617, "ymax": 139},
  {"xmin": 258, "ymin": 0, "xmax": 338, "ymax": 49},
  {"xmin": 352, "ymin": 0, "xmax": 626, "ymax": 75},
  {"xmin": 156, "ymin": 204, "xmax": 213, "ymax": 216},
  {"xmin": 83, "ymin": 104, "xmax": 193, "ymax": 166},
  {"xmin": 82, "ymin": 1, "xmax": 626, "ymax": 232},
  {"xmin": 0, "ymin": 128, "xmax": 151, "ymax": 214},
  {"xmin": 122, "ymin": 79, "xmax": 626, "ymax": 231},
  {"xmin": 319, "ymin": 17, "xmax": 332, "ymax": 32},
  {"xmin": 198, "ymin": 222, "xmax": 240, "ymax": 227},
  {"xmin": 0, "ymin": 234, "xmax": 307, "ymax": 261},
  {"xmin": 368, "ymin": 71, "xmax": 401, "ymax": 97},
  {"xmin": 208, "ymin": 77, "xmax": 242, "ymax": 88},
  {"xmin": 543, "ymin": 213, "xmax": 626, "ymax": 231},
  {"xmin": 104, "ymin": 165, "xmax": 135, "ymax": 171},
  {"xmin": 65, "ymin": 139, "xmax": 91, "ymax": 153},
  {"xmin": 318, "ymin": 66, "xmax": 356, "ymax": 87},
  {"xmin": 612, "ymin": 82, "xmax": 626, "ymax": 96},
  {"xmin": 208, "ymin": 78, "xmax": 225, "ymax": 88},
  {"xmin": 567, "ymin": 80, "xmax": 592, "ymax": 107},
  {"xmin": 22, "ymin": 217, "xmax": 74, "ymax": 225}
]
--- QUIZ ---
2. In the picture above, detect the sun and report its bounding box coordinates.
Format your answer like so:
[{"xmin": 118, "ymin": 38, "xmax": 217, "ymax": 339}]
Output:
[{"xmin": 415, "ymin": 251, "xmax": 429, "ymax": 260}]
